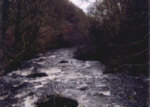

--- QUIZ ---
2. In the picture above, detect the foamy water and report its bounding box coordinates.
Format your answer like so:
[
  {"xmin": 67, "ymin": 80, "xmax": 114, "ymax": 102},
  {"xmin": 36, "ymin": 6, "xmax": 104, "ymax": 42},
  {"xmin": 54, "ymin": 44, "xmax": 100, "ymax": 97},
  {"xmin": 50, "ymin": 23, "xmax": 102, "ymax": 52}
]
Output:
[{"xmin": 0, "ymin": 48, "xmax": 148, "ymax": 107}]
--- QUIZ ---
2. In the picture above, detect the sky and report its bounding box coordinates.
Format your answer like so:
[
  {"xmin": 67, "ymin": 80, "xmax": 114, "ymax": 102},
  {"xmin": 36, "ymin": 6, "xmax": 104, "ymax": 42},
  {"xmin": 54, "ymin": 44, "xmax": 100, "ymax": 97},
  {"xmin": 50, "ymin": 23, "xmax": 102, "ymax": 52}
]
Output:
[{"xmin": 69, "ymin": 0, "xmax": 96, "ymax": 13}]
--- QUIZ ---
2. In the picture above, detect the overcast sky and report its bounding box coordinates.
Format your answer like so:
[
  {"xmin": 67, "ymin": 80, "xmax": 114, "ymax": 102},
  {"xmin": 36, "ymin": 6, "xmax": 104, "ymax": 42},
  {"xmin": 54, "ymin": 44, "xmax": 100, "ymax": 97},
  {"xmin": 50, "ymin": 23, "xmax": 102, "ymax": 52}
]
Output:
[{"xmin": 69, "ymin": 0, "xmax": 96, "ymax": 13}]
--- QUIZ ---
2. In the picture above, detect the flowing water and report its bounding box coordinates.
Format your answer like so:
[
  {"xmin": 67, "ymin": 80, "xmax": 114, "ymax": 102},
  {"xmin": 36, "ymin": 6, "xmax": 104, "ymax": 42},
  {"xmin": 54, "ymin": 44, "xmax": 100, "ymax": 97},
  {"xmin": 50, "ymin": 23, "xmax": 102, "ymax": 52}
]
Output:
[{"xmin": 0, "ymin": 48, "xmax": 148, "ymax": 107}]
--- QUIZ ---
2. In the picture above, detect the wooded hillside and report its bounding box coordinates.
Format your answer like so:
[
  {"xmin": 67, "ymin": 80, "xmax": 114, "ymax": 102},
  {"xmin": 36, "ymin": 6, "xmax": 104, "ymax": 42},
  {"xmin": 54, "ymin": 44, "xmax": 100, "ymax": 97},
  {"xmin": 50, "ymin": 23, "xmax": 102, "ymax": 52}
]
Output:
[
  {"xmin": 0, "ymin": 0, "xmax": 89, "ymax": 74},
  {"xmin": 0, "ymin": 0, "xmax": 148, "ymax": 75},
  {"xmin": 75, "ymin": 0, "xmax": 148, "ymax": 75}
]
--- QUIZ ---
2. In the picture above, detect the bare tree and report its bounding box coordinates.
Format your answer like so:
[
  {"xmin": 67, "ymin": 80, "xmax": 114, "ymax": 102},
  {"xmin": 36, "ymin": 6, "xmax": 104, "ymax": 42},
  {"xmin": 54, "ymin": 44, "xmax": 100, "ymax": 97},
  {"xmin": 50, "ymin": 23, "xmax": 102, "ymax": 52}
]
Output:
[{"xmin": 87, "ymin": 0, "xmax": 148, "ymax": 74}]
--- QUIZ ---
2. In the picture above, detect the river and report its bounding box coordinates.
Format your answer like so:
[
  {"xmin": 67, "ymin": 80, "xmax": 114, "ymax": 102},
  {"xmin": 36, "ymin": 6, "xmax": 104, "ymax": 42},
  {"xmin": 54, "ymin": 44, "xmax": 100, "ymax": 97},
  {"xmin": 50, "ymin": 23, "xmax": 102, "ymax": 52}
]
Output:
[{"xmin": 0, "ymin": 48, "xmax": 148, "ymax": 107}]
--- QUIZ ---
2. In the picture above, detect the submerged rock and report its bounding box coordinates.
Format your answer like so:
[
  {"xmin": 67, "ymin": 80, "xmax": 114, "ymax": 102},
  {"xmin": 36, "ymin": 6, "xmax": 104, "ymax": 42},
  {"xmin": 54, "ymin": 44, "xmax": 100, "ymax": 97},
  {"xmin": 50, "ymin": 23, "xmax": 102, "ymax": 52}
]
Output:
[
  {"xmin": 59, "ymin": 60, "xmax": 68, "ymax": 63},
  {"xmin": 36, "ymin": 95, "xmax": 78, "ymax": 107},
  {"xmin": 27, "ymin": 73, "xmax": 48, "ymax": 78}
]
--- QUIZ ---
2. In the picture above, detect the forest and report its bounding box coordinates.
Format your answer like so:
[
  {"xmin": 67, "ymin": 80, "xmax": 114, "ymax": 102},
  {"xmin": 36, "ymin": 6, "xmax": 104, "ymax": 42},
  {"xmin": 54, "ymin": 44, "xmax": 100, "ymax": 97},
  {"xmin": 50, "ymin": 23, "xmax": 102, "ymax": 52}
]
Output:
[
  {"xmin": 75, "ymin": 0, "xmax": 148, "ymax": 76},
  {"xmin": 0, "ymin": 0, "xmax": 148, "ymax": 76},
  {"xmin": 0, "ymin": 0, "xmax": 89, "ymax": 73},
  {"xmin": 0, "ymin": 0, "xmax": 149, "ymax": 106}
]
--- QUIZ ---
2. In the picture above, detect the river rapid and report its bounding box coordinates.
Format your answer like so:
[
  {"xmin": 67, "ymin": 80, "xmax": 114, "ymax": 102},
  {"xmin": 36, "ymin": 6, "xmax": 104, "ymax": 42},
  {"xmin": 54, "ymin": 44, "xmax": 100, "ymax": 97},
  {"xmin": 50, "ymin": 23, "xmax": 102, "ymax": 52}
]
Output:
[{"xmin": 0, "ymin": 48, "xmax": 149, "ymax": 107}]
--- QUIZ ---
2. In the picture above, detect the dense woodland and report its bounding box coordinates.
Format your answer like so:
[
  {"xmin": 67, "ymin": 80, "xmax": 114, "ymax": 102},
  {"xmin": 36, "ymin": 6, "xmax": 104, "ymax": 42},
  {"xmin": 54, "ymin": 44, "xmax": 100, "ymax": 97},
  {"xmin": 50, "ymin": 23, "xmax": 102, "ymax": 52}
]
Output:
[
  {"xmin": 75, "ymin": 0, "xmax": 148, "ymax": 75},
  {"xmin": 0, "ymin": 0, "xmax": 89, "ymax": 73},
  {"xmin": 0, "ymin": 0, "xmax": 148, "ymax": 75}
]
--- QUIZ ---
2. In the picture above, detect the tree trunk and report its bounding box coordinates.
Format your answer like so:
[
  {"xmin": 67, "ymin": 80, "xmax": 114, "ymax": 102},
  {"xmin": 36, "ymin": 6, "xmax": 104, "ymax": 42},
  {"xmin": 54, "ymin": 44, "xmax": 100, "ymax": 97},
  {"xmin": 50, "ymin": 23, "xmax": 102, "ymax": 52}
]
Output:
[
  {"xmin": 0, "ymin": 0, "xmax": 9, "ymax": 73},
  {"xmin": 14, "ymin": 0, "xmax": 22, "ymax": 47}
]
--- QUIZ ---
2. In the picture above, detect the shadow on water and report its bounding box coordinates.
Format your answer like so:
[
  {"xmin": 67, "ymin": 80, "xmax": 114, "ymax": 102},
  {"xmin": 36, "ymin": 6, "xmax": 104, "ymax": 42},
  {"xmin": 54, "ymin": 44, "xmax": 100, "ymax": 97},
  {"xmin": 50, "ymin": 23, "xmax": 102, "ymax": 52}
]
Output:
[{"xmin": 36, "ymin": 95, "xmax": 78, "ymax": 107}]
